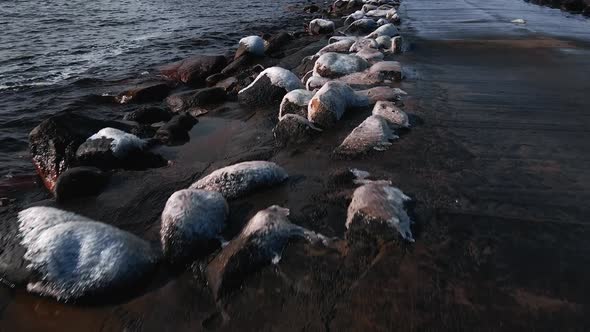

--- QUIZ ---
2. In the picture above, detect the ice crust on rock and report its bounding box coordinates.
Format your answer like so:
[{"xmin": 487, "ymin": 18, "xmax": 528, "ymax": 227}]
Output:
[
  {"xmin": 17, "ymin": 207, "xmax": 157, "ymax": 301},
  {"xmin": 346, "ymin": 183, "xmax": 415, "ymax": 241},
  {"xmin": 190, "ymin": 161, "xmax": 288, "ymax": 199},
  {"xmin": 87, "ymin": 127, "xmax": 146, "ymax": 158}
]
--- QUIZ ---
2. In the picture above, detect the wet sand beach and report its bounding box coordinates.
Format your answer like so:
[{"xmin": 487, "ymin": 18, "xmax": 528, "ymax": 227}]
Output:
[{"xmin": 1, "ymin": 0, "xmax": 590, "ymax": 331}]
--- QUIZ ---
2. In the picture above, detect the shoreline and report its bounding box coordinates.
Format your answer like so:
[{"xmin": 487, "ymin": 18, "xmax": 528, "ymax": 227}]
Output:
[{"xmin": 2, "ymin": 0, "xmax": 590, "ymax": 330}]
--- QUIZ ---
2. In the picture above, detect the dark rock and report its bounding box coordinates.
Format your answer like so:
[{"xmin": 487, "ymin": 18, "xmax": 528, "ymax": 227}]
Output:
[
  {"xmin": 584, "ymin": 6, "xmax": 590, "ymax": 16},
  {"xmin": 123, "ymin": 106, "xmax": 173, "ymax": 124},
  {"xmin": 205, "ymin": 73, "xmax": 227, "ymax": 87},
  {"xmin": 115, "ymin": 83, "xmax": 173, "ymax": 104},
  {"xmin": 561, "ymin": 0, "xmax": 586, "ymax": 11},
  {"xmin": 273, "ymin": 114, "xmax": 322, "ymax": 147},
  {"xmin": 54, "ymin": 167, "xmax": 110, "ymax": 203},
  {"xmin": 154, "ymin": 113, "xmax": 198, "ymax": 145},
  {"xmin": 214, "ymin": 77, "xmax": 239, "ymax": 94},
  {"xmin": 160, "ymin": 55, "xmax": 227, "ymax": 86},
  {"xmin": 265, "ymin": 31, "xmax": 293, "ymax": 55},
  {"xmin": 29, "ymin": 113, "xmax": 136, "ymax": 191},
  {"xmin": 165, "ymin": 87, "xmax": 226, "ymax": 116},
  {"xmin": 303, "ymin": 4, "xmax": 320, "ymax": 13},
  {"xmin": 220, "ymin": 53, "xmax": 265, "ymax": 76}
]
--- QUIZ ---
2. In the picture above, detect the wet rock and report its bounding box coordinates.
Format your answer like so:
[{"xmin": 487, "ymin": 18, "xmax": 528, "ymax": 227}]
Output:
[
  {"xmin": 265, "ymin": 31, "xmax": 293, "ymax": 55},
  {"xmin": 238, "ymin": 67, "xmax": 303, "ymax": 107},
  {"xmin": 76, "ymin": 127, "xmax": 167, "ymax": 170},
  {"xmin": 189, "ymin": 161, "xmax": 288, "ymax": 200},
  {"xmin": 346, "ymin": 183, "xmax": 414, "ymax": 242},
  {"xmin": 309, "ymin": 19, "xmax": 335, "ymax": 35},
  {"xmin": 391, "ymin": 36, "xmax": 403, "ymax": 54},
  {"xmin": 17, "ymin": 206, "xmax": 158, "ymax": 301},
  {"xmin": 161, "ymin": 189, "xmax": 229, "ymax": 265},
  {"xmin": 366, "ymin": 23, "xmax": 400, "ymax": 38},
  {"xmin": 561, "ymin": 0, "xmax": 586, "ymax": 12},
  {"xmin": 313, "ymin": 53, "xmax": 370, "ymax": 78},
  {"xmin": 221, "ymin": 53, "xmax": 266, "ymax": 76},
  {"xmin": 372, "ymin": 101, "xmax": 409, "ymax": 128},
  {"xmin": 166, "ymin": 87, "xmax": 226, "ymax": 116},
  {"xmin": 123, "ymin": 106, "xmax": 173, "ymax": 124},
  {"xmin": 235, "ymin": 36, "xmax": 266, "ymax": 60},
  {"xmin": 362, "ymin": 4, "xmax": 379, "ymax": 12},
  {"xmin": 115, "ymin": 83, "xmax": 172, "ymax": 104},
  {"xmin": 54, "ymin": 167, "xmax": 109, "ymax": 203},
  {"xmin": 273, "ymin": 114, "xmax": 322, "ymax": 146},
  {"xmin": 160, "ymin": 55, "xmax": 227, "ymax": 86},
  {"xmin": 344, "ymin": 10, "xmax": 366, "ymax": 25},
  {"xmin": 154, "ymin": 113, "xmax": 198, "ymax": 145},
  {"xmin": 308, "ymin": 81, "xmax": 368, "ymax": 127},
  {"xmin": 29, "ymin": 113, "xmax": 136, "ymax": 191},
  {"xmin": 304, "ymin": 4, "xmax": 320, "ymax": 13},
  {"xmin": 334, "ymin": 115, "xmax": 398, "ymax": 156},
  {"xmin": 357, "ymin": 86, "xmax": 406, "ymax": 103},
  {"xmin": 206, "ymin": 205, "xmax": 326, "ymax": 298},
  {"xmin": 366, "ymin": 60, "xmax": 403, "ymax": 81},
  {"xmin": 355, "ymin": 48, "xmax": 384, "ymax": 63},
  {"xmin": 317, "ymin": 39, "xmax": 358, "ymax": 55},
  {"xmin": 214, "ymin": 76, "xmax": 239, "ymax": 93},
  {"xmin": 331, "ymin": 0, "xmax": 363, "ymax": 15},
  {"xmin": 279, "ymin": 89, "xmax": 315, "ymax": 119},
  {"xmin": 345, "ymin": 18, "xmax": 378, "ymax": 34}
]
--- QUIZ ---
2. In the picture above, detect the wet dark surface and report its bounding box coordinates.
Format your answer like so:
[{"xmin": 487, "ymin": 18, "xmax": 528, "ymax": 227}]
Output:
[{"xmin": 1, "ymin": 0, "xmax": 590, "ymax": 331}]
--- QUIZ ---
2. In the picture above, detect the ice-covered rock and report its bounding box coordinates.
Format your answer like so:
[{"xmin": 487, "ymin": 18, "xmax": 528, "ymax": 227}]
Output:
[
  {"xmin": 335, "ymin": 115, "xmax": 398, "ymax": 156},
  {"xmin": 190, "ymin": 161, "xmax": 288, "ymax": 199},
  {"xmin": 206, "ymin": 205, "xmax": 326, "ymax": 297},
  {"xmin": 308, "ymin": 81, "xmax": 369, "ymax": 127},
  {"xmin": 161, "ymin": 189, "xmax": 229, "ymax": 264},
  {"xmin": 346, "ymin": 183, "xmax": 414, "ymax": 242},
  {"xmin": 372, "ymin": 101, "xmax": 409, "ymax": 128},
  {"xmin": 345, "ymin": 18, "xmax": 378, "ymax": 34},
  {"xmin": 17, "ymin": 207, "xmax": 158, "ymax": 301},
  {"xmin": 76, "ymin": 127, "xmax": 167, "ymax": 170},
  {"xmin": 366, "ymin": 23, "xmax": 400, "ymax": 39},
  {"xmin": 309, "ymin": 19, "xmax": 335, "ymax": 35},
  {"xmin": 317, "ymin": 39, "xmax": 357, "ymax": 55},
  {"xmin": 238, "ymin": 67, "xmax": 304, "ymax": 106},
  {"xmin": 235, "ymin": 36, "xmax": 266, "ymax": 59},
  {"xmin": 313, "ymin": 53, "xmax": 370, "ymax": 78},
  {"xmin": 273, "ymin": 114, "xmax": 322, "ymax": 146},
  {"xmin": 279, "ymin": 89, "xmax": 315, "ymax": 119}
]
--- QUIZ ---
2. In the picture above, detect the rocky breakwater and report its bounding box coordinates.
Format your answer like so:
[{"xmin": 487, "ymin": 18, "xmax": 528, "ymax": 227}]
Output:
[{"xmin": 8, "ymin": 0, "xmax": 420, "ymax": 315}]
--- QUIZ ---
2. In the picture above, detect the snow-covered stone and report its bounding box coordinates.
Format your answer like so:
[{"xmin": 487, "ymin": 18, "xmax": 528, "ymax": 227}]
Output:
[
  {"xmin": 279, "ymin": 89, "xmax": 315, "ymax": 119},
  {"xmin": 161, "ymin": 189, "xmax": 229, "ymax": 264},
  {"xmin": 346, "ymin": 183, "xmax": 414, "ymax": 241},
  {"xmin": 190, "ymin": 161, "xmax": 288, "ymax": 199},
  {"xmin": 206, "ymin": 205, "xmax": 326, "ymax": 297},
  {"xmin": 17, "ymin": 207, "xmax": 157, "ymax": 301},
  {"xmin": 372, "ymin": 101, "xmax": 410, "ymax": 128},
  {"xmin": 313, "ymin": 53, "xmax": 370, "ymax": 78},
  {"xmin": 335, "ymin": 115, "xmax": 398, "ymax": 156},
  {"xmin": 235, "ymin": 36, "xmax": 266, "ymax": 59},
  {"xmin": 238, "ymin": 67, "xmax": 304, "ymax": 106},
  {"xmin": 309, "ymin": 19, "xmax": 335, "ymax": 35}
]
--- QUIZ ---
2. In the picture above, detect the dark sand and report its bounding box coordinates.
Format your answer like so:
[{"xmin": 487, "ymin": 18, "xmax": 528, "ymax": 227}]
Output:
[{"xmin": 1, "ymin": 0, "xmax": 590, "ymax": 331}]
